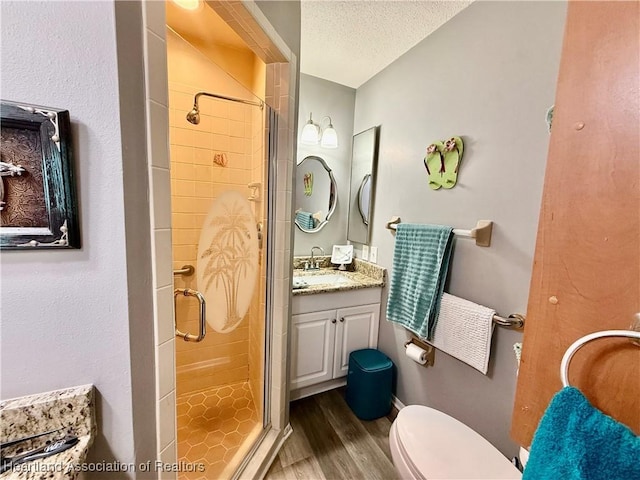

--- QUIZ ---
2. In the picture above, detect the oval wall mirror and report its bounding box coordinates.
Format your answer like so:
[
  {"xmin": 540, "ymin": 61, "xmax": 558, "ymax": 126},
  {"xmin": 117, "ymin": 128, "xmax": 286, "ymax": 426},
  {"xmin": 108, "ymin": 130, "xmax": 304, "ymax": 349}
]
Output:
[
  {"xmin": 347, "ymin": 126, "xmax": 379, "ymax": 244},
  {"xmin": 294, "ymin": 155, "xmax": 337, "ymax": 233}
]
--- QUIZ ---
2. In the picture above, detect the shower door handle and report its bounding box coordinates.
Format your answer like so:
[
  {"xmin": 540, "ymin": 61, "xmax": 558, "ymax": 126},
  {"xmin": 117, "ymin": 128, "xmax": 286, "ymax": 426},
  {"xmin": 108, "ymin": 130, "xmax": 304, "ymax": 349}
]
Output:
[{"xmin": 174, "ymin": 288, "xmax": 206, "ymax": 342}]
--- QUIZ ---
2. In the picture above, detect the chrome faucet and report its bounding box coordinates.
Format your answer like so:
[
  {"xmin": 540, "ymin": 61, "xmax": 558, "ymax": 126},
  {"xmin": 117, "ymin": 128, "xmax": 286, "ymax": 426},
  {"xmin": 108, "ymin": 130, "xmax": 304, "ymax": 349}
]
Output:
[{"xmin": 306, "ymin": 246, "xmax": 324, "ymax": 270}]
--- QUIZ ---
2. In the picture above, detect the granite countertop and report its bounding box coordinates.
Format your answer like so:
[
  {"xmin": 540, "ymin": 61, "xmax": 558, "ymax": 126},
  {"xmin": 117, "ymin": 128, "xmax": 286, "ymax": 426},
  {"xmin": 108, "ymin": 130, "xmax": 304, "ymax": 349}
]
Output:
[
  {"xmin": 0, "ymin": 385, "xmax": 96, "ymax": 480},
  {"xmin": 292, "ymin": 256, "xmax": 386, "ymax": 296}
]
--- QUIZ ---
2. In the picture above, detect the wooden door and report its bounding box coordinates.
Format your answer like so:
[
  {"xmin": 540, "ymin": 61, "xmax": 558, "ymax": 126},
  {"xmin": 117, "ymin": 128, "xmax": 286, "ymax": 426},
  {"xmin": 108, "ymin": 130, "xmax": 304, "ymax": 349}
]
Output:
[
  {"xmin": 333, "ymin": 304, "xmax": 380, "ymax": 378},
  {"xmin": 511, "ymin": 1, "xmax": 640, "ymax": 446},
  {"xmin": 290, "ymin": 311, "xmax": 336, "ymax": 390}
]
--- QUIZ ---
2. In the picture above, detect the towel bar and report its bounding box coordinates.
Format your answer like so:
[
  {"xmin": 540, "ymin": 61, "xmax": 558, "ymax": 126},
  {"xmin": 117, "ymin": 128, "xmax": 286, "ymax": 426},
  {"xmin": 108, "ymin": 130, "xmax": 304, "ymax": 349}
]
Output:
[
  {"xmin": 493, "ymin": 313, "xmax": 525, "ymax": 329},
  {"xmin": 173, "ymin": 265, "xmax": 194, "ymax": 276},
  {"xmin": 403, "ymin": 313, "xmax": 523, "ymax": 332},
  {"xmin": 404, "ymin": 313, "xmax": 524, "ymax": 369},
  {"xmin": 407, "ymin": 314, "xmax": 524, "ymax": 345},
  {"xmin": 385, "ymin": 216, "xmax": 493, "ymax": 247}
]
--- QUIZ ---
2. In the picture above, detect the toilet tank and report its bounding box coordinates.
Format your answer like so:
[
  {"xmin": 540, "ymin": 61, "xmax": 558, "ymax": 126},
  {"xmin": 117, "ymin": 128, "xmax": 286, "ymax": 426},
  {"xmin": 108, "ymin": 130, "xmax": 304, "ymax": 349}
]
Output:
[{"xmin": 394, "ymin": 405, "xmax": 521, "ymax": 479}]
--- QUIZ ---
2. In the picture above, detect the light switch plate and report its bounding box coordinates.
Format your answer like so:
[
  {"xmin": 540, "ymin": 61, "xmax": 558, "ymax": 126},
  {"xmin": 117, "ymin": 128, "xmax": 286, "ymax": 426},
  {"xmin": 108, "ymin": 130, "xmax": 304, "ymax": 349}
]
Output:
[
  {"xmin": 369, "ymin": 246, "xmax": 378, "ymax": 264},
  {"xmin": 362, "ymin": 245, "xmax": 369, "ymax": 261}
]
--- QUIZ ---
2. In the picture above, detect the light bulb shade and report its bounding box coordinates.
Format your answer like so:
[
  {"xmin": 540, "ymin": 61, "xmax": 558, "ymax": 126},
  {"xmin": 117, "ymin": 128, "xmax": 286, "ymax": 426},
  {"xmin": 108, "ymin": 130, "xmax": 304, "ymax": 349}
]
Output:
[
  {"xmin": 301, "ymin": 121, "xmax": 319, "ymax": 145},
  {"xmin": 320, "ymin": 125, "xmax": 338, "ymax": 148}
]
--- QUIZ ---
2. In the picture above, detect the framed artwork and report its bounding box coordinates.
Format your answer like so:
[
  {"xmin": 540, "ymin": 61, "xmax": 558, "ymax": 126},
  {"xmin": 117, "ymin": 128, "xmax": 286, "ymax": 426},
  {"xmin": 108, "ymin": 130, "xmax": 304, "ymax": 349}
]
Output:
[{"xmin": 0, "ymin": 100, "xmax": 80, "ymax": 249}]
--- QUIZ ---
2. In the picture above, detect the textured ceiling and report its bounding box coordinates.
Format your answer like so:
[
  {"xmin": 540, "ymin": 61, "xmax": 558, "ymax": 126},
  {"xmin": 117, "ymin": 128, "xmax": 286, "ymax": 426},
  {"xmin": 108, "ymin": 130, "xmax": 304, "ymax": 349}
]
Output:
[{"xmin": 301, "ymin": 0, "xmax": 473, "ymax": 88}]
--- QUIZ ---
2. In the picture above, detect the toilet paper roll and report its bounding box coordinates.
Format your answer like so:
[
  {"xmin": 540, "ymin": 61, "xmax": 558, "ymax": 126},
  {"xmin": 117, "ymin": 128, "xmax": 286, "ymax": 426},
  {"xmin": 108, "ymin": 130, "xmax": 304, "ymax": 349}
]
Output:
[{"xmin": 405, "ymin": 343, "xmax": 428, "ymax": 365}]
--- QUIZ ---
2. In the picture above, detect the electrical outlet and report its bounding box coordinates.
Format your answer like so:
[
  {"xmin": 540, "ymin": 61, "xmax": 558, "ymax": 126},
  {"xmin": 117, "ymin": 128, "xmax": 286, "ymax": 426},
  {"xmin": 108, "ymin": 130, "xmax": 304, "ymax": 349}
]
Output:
[
  {"xmin": 369, "ymin": 246, "xmax": 378, "ymax": 264},
  {"xmin": 362, "ymin": 245, "xmax": 369, "ymax": 261}
]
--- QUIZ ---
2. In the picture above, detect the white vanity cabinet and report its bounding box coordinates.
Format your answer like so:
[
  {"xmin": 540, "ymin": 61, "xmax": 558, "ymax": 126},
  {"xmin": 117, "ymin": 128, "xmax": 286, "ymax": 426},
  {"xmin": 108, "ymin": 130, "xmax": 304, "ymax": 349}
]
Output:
[
  {"xmin": 331, "ymin": 304, "xmax": 380, "ymax": 378},
  {"xmin": 290, "ymin": 287, "xmax": 382, "ymax": 400}
]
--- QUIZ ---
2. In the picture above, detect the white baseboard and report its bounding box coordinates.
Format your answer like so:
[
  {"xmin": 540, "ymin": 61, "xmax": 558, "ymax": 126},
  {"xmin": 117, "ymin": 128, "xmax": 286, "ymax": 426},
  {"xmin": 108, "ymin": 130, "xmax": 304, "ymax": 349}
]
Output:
[{"xmin": 391, "ymin": 394, "xmax": 406, "ymax": 411}]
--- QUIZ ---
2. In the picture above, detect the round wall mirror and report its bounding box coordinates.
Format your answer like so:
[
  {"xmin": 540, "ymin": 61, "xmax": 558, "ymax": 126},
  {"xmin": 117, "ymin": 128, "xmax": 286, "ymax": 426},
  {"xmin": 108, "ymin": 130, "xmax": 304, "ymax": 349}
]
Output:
[{"xmin": 294, "ymin": 155, "xmax": 337, "ymax": 233}]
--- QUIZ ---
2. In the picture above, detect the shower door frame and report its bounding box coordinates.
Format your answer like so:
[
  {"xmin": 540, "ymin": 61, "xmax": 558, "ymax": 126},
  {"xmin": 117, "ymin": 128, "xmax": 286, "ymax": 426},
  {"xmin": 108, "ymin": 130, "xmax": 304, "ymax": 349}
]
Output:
[
  {"xmin": 230, "ymin": 105, "xmax": 278, "ymax": 479},
  {"xmin": 140, "ymin": 1, "xmax": 297, "ymax": 476}
]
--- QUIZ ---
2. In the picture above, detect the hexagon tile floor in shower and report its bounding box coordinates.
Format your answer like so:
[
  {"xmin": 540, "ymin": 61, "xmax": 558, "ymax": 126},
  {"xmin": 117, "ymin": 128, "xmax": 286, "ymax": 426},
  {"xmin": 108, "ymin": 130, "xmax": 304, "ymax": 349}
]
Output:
[{"xmin": 177, "ymin": 381, "xmax": 260, "ymax": 479}]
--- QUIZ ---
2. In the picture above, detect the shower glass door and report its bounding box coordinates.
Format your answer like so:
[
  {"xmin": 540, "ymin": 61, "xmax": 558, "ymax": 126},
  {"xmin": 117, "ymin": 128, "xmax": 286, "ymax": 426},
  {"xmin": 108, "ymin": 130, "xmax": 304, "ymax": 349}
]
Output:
[{"xmin": 167, "ymin": 27, "xmax": 272, "ymax": 479}]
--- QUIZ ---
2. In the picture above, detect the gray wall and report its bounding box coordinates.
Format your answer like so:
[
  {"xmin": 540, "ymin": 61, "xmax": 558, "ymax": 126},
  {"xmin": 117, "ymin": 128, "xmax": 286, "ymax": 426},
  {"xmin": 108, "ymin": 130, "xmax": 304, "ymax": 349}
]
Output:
[
  {"xmin": 354, "ymin": 1, "xmax": 567, "ymax": 456},
  {"xmin": 294, "ymin": 74, "xmax": 355, "ymax": 256},
  {"xmin": 0, "ymin": 0, "xmax": 150, "ymax": 472}
]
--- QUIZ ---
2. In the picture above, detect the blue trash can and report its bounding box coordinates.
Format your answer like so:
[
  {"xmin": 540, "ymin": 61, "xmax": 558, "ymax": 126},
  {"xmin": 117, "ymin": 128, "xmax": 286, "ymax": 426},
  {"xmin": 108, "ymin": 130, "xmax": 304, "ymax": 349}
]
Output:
[{"xmin": 345, "ymin": 348, "xmax": 394, "ymax": 420}]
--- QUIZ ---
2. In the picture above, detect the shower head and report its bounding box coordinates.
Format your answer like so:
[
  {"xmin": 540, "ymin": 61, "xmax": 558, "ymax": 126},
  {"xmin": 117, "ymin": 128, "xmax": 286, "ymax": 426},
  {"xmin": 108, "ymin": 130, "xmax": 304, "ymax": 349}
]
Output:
[
  {"xmin": 185, "ymin": 91, "xmax": 263, "ymax": 126},
  {"xmin": 186, "ymin": 105, "xmax": 200, "ymax": 125}
]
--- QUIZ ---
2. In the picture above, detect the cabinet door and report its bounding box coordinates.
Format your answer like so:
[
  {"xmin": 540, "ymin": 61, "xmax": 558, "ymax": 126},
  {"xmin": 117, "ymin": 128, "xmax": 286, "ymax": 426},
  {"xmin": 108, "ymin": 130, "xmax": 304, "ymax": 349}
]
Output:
[
  {"xmin": 291, "ymin": 310, "xmax": 336, "ymax": 390},
  {"xmin": 511, "ymin": 1, "xmax": 640, "ymax": 445},
  {"xmin": 333, "ymin": 304, "xmax": 380, "ymax": 378}
]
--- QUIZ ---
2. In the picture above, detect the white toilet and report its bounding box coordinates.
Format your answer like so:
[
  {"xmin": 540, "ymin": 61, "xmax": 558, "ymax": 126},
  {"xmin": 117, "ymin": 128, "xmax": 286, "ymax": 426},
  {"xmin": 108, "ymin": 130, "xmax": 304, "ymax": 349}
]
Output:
[{"xmin": 389, "ymin": 405, "xmax": 522, "ymax": 479}]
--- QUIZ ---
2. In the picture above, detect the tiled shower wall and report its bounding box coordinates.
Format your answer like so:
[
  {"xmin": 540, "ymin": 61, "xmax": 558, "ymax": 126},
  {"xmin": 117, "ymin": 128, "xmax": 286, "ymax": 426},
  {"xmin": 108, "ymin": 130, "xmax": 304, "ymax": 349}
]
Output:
[
  {"xmin": 168, "ymin": 29, "xmax": 266, "ymax": 398},
  {"xmin": 144, "ymin": 0, "xmax": 296, "ymax": 471}
]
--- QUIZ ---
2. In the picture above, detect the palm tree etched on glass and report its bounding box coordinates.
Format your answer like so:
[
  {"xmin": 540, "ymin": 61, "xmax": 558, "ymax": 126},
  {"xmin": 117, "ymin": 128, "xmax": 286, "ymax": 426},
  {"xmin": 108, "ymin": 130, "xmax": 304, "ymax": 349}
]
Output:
[{"xmin": 197, "ymin": 191, "xmax": 259, "ymax": 333}]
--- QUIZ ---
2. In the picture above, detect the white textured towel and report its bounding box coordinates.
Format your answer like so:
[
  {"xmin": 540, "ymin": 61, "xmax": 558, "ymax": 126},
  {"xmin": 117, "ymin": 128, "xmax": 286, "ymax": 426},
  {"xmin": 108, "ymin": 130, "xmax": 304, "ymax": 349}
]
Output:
[{"xmin": 431, "ymin": 293, "xmax": 496, "ymax": 374}]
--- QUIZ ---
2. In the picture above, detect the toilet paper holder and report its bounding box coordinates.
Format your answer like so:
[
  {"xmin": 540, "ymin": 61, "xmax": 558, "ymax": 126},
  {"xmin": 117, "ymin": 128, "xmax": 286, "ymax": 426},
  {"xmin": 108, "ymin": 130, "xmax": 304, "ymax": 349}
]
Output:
[{"xmin": 405, "ymin": 338, "xmax": 436, "ymax": 367}]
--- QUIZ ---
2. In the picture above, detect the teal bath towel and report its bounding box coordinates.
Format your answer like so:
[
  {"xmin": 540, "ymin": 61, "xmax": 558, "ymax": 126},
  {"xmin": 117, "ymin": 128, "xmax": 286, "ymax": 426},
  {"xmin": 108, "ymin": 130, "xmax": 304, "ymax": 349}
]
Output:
[
  {"xmin": 523, "ymin": 386, "xmax": 640, "ymax": 480},
  {"xmin": 386, "ymin": 223, "xmax": 453, "ymax": 340}
]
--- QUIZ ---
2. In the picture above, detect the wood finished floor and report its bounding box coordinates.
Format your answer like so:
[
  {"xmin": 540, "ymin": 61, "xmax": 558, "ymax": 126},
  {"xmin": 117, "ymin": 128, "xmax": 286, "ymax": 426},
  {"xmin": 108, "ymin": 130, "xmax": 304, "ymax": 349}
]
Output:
[{"xmin": 265, "ymin": 389, "xmax": 398, "ymax": 480}]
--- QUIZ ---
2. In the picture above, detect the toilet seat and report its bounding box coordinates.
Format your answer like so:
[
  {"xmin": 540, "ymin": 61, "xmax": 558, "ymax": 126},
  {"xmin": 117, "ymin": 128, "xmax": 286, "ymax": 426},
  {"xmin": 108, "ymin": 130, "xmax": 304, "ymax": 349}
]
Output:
[{"xmin": 391, "ymin": 405, "xmax": 522, "ymax": 479}]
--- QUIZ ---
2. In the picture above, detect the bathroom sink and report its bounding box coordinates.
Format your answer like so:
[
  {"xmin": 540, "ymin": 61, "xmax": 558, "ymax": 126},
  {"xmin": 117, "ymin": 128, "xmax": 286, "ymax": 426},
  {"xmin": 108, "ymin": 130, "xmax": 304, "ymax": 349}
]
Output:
[{"xmin": 293, "ymin": 273, "xmax": 353, "ymax": 288}]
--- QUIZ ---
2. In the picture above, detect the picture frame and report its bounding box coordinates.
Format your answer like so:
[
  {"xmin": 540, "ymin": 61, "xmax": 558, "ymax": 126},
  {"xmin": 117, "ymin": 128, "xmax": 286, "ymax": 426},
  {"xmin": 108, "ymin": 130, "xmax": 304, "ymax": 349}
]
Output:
[{"xmin": 0, "ymin": 100, "xmax": 80, "ymax": 249}]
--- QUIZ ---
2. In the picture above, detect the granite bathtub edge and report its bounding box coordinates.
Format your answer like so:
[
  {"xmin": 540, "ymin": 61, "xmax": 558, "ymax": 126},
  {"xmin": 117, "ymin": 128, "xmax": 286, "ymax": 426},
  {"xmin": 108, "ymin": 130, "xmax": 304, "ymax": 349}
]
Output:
[
  {"xmin": 1, "ymin": 435, "xmax": 93, "ymax": 480},
  {"xmin": 0, "ymin": 385, "xmax": 96, "ymax": 479},
  {"xmin": 1, "ymin": 384, "xmax": 96, "ymax": 442}
]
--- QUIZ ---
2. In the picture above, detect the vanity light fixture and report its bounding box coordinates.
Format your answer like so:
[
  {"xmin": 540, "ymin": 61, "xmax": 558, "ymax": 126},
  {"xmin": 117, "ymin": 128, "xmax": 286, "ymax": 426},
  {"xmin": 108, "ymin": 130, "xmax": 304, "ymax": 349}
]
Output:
[
  {"xmin": 320, "ymin": 117, "xmax": 338, "ymax": 148},
  {"xmin": 300, "ymin": 113, "xmax": 320, "ymax": 145},
  {"xmin": 300, "ymin": 113, "xmax": 339, "ymax": 148}
]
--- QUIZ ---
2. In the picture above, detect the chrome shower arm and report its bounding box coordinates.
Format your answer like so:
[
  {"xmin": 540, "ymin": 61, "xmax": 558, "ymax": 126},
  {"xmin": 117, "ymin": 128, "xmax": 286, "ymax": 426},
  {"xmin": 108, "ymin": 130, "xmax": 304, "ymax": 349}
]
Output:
[{"xmin": 192, "ymin": 91, "xmax": 263, "ymax": 110}]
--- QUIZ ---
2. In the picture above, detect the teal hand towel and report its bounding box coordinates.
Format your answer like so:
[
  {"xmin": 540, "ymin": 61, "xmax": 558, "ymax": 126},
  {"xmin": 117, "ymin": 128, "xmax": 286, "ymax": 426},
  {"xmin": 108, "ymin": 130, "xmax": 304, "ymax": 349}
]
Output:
[
  {"xmin": 295, "ymin": 211, "xmax": 315, "ymax": 229},
  {"xmin": 523, "ymin": 386, "xmax": 640, "ymax": 480},
  {"xmin": 386, "ymin": 223, "xmax": 454, "ymax": 340}
]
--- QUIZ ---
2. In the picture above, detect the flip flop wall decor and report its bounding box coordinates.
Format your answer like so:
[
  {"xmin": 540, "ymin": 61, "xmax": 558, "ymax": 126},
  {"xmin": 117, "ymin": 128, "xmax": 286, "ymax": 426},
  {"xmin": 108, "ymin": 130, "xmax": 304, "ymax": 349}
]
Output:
[
  {"xmin": 422, "ymin": 136, "xmax": 464, "ymax": 189},
  {"xmin": 423, "ymin": 141, "xmax": 445, "ymax": 190}
]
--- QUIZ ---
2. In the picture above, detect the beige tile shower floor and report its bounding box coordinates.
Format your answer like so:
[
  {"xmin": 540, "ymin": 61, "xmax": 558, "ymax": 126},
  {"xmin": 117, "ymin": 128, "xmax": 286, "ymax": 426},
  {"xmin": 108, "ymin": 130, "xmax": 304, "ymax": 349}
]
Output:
[{"xmin": 177, "ymin": 382, "xmax": 260, "ymax": 480}]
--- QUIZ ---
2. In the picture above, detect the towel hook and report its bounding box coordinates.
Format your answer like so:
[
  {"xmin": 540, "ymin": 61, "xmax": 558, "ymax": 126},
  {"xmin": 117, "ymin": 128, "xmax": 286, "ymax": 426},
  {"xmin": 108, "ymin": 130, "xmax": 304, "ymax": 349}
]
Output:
[{"xmin": 560, "ymin": 330, "xmax": 640, "ymax": 387}]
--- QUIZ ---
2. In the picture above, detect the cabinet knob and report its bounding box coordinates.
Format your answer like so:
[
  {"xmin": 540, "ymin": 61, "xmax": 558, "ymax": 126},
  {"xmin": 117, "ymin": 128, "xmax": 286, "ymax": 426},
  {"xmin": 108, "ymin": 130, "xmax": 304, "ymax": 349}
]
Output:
[
  {"xmin": 331, "ymin": 319, "xmax": 336, "ymax": 324},
  {"xmin": 339, "ymin": 317, "xmax": 345, "ymax": 323}
]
